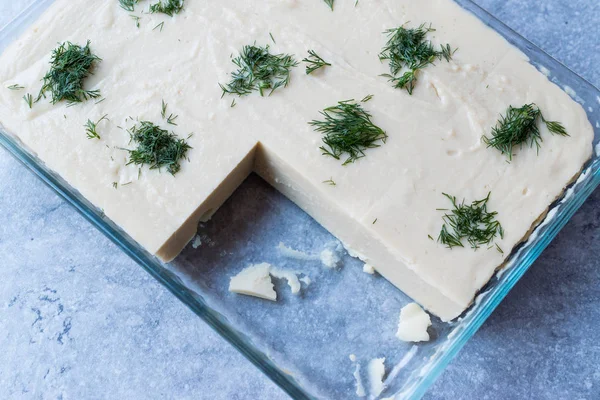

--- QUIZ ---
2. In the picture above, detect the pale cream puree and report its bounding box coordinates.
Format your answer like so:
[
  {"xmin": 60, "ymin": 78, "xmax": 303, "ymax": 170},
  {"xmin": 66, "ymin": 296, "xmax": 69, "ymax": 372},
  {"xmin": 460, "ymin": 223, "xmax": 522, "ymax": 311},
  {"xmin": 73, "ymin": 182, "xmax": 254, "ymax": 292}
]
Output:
[{"xmin": 0, "ymin": 0, "xmax": 592, "ymax": 320}]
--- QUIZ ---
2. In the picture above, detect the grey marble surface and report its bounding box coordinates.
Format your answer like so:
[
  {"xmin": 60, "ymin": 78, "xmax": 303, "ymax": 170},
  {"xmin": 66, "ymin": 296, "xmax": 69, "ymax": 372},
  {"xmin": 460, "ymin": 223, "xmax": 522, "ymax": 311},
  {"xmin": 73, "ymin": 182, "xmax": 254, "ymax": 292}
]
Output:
[{"xmin": 0, "ymin": 1, "xmax": 599, "ymax": 399}]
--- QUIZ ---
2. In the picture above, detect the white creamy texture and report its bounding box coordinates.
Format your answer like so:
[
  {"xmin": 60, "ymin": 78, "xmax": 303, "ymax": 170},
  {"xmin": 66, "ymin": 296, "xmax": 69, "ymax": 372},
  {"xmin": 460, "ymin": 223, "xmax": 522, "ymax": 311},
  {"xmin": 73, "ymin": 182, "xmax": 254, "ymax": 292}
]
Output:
[
  {"xmin": 270, "ymin": 267, "xmax": 303, "ymax": 295},
  {"xmin": 353, "ymin": 363, "xmax": 366, "ymax": 398},
  {"xmin": 319, "ymin": 248, "xmax": 341, "ymax": 269},
  {"xmin": 277, "ymin": 242, "xmax": 316, "ymax": 261},
  {"xmin": 228, "ymin": 263, "xmax": 276, "ymax": 301},
  {"xmin": 367, "ymin": 357, "xmax": 386, "ymax": 398},
  {"xmin": 363, "ymin": 263, "xmax": 376, "ymax": 275},
  {"xmin": 278, "ymin": 241, "xmax": 344, "ymax": 269},
  {"xmin": 396, "ymin": 303, "xmax": 432, "ymax": 343},
  {"xmin": 0, "ymin": 0, "xmax": 593, "ymax": 320},
  {"xmin": 299, "ymin": 276, "xmax": 311, "ymax": 286},
  {"xmin": 229, "ymin": 263, "xmax": 305, "ymax": 299},
  {"xmin": 191, "ymin": 235, "xmax": 202, "ymax": 249}
]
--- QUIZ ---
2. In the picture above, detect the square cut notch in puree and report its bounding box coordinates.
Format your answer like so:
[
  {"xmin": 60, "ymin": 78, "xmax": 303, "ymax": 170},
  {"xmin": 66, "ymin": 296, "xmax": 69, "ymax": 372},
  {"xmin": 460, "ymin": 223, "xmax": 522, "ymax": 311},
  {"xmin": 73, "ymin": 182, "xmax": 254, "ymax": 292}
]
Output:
[{"xmin": 0, "ymin": 0, "xmax": 593, "ymax": 321}]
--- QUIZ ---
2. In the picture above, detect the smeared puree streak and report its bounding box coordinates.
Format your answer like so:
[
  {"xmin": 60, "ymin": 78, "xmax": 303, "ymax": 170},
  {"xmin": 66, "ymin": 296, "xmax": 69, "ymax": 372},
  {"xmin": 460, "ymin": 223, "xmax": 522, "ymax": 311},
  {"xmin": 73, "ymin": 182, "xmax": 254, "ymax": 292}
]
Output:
[{"xmin": 0, "ymin": 0, "xmax": 592, "ymax": 321}]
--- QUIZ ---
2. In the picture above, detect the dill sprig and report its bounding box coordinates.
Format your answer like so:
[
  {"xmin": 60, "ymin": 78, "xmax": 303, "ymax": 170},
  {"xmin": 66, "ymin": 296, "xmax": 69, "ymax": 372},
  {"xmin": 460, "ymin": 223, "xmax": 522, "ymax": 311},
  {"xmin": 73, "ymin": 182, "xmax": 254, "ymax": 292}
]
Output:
[
  {"xmin": 161, "ymin": 100, "xmax": 167, "ymax": 117},
  {"xmin": 161, "ymin": 100, "xmax": 178, "ymax": 125},
  {"xmin": 220, "ymin": 44, "xmax": 298, "ymax": 97},
  {"xmin": 119, "ymin": 0, "xmax": 139, "ymax": 11},
  {"xmin": 324, "ymin": 0, "xmax": 334, "ymax": 11},
  {"xmin": 84, "ymin": 114, "xmax": 108, "ymax": 140},
  {"xmin": 309, "ymin": 96, "xmax": 387, "ymax": 165},
  {"xmin": 323, "ymin": 178, "xmax": 337, "ymax": 186},
  {"xmin": 482, "ymin": 103, "xmax": 569, "ymax": 161},
  {"xmin": 379, "ymin": 23, "xmax": 455, "ymax": 94},
  {"xmin": 302, "ymin": 50, "xmax": 331, "ymax": 75},
  {"xmin": 127, "ymin": 121, "xmax": 191, "ymax": 175},
  {"xmin": 150, "ymin": 0, "xmax": 184, "ymax": 16},
  {"xmin": 39, "ymin": 41, "xmax": 102, "ymax": 105},
  {"xmin": 131, "ymin": 15, "xmax": 141, "ymax": 28},
  {"xmin": 7, "ymin": 84, "xmax": 24, "ymax": 90},
  {"xmin": 437, "ymin": 192, "xmax": 503, "ymax": 250},
  {"xmin": 23, "ymin": 93, "xmax": 33, "ymax": 108}
]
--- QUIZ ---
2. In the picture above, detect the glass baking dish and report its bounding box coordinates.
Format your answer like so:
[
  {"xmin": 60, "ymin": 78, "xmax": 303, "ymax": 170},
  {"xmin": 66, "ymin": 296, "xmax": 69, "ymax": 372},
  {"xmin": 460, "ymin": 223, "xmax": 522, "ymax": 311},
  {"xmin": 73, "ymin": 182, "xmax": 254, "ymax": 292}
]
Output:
[{"xmin": 1, "ymin": 1, "xmax": 599, "ymax": 399}]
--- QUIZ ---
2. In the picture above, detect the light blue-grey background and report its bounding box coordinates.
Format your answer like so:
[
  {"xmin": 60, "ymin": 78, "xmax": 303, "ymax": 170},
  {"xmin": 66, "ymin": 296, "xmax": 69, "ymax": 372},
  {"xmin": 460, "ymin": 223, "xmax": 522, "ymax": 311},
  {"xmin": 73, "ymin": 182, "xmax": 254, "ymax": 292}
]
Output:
[{"xmin": 1, "ymin": 1, "xmax": 599, "ymax": 399}]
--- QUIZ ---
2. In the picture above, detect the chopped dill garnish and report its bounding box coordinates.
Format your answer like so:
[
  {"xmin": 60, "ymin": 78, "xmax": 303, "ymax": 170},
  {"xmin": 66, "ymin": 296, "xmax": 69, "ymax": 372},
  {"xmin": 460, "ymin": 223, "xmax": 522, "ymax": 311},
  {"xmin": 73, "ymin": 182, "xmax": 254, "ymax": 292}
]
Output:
[
  {"xmin": 7, "ymin": 84, "xmax": 24, "ymax": 90},
  {"xmin": 120, "ymin": 0, "xmax": 183, "ymax": 16},
  {"xmin": 482, "ymin": 103, "xmax": 569, "ymax": 161},
  {"xmin": 428, "ymin": 234, "xmax": 434, "ymax": 240},
  {"xmin": 150, "ymin": 0, "xmax": 184, "ymax": 16},
  {"xmin": 161, "ymin": 100, "xmax": 178, "ymax": 125},
  {"xmin": 373, "ymin": 218, "xmax": 378, "ymax": 225},
  {"xmin": 84, "ymin": 114, "xmax": 108, "ymax": 140},
  {"xmin": 379, "ymin": 23, "xmax": 455, "ymax": 94},
  {"xmin": 230, "ymin": 99, "xmax": 236, "ymax": 108},
  {"xmin": 436, "ymin": 192, "xmax": 504, "ymax": 250},
  {"xmin": 324, "ymin": 0, "xmax": 334, "ymax": 11},
  {"xmin": 119, "ymin": 0, "xmax": 139, "ymax": 11},
  {"xmin": 220, "ymin": 44, "xmax": 298, "ymax": 98},
  {"xmin": 161, "ymin": 99, "xmax": 168, "ymax": 118},
  {"xmin": 309, "ymin": 96, "xmax": 387, "ymax": 165},
  {"xmin": 269, "ymin": 32, "xmax": 276, "ymax": 44},
  {"xmin": 302, "ymin": 50, "xmax": 331, "ymax": 75},
  {"xmin": 153, "ymin": 21, "xmax": 165, "ymax": 31},
  {"xmin": 23, "ymin": 93, "xmax": 33, "ymax": 108},
  {"xmin": 323, "ymin": 178, "xmax": 337, "ymax": 186},
  {"xmin": 112, "ymin": 182, "xmax": 118, "ymax": 189},
  {"xmin": 39, "ymin": 41, "xmax": 101, "ymax": 105},
  {"xmin": 127, "ymin": 121, "xmax": 191, "ymax": 175},
  {"xmin": 496, "ymin": 243, "xmax": 504, "ymax": 254},
  {"xmin": 167, "ymin": 114, "xmax": 178, "ymax": 125},
  {"xmin": 95, "ymin": 97, "xmax": 106, "ymax": 104},
  {"xmin": 131, "ymin": 15, "xmax": 141, "ymax": 28}
]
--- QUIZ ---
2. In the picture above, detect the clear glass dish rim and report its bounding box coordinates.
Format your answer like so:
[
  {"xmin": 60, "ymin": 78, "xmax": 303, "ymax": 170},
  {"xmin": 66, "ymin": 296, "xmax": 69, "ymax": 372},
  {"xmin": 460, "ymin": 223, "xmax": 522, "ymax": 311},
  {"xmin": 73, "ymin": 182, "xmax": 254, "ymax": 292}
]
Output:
[{"xmin": 1, "ymin": 1, "xmax": 599, "ymax": 399}]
